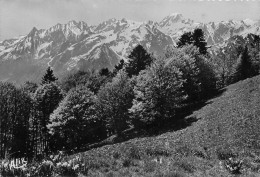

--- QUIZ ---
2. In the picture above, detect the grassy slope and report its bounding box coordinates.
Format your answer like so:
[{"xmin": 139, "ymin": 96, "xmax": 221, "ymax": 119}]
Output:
[
  {"xmin": 73, "ymin": 76, "xmax": 260, "ymax": 177},
  {"xmin": 182, "ymin": 75, "xmax": 260, "ymax": 155}
]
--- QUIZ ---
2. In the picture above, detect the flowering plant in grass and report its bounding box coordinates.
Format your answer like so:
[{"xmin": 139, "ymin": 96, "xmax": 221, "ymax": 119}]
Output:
[
  {"xmin": 31, "ymin": 160, "xmax": 54, "ymax": 176},
  {"xmin": 224, "ymin": 157, "xmax": 243, "ymax": 174},
  {"xmin": 0, "ymin": 151, "xmax": 90, "ymax": 177},
  {"xmin": 53, "ymin": 153, "xmax": 88, "ymax": 176}
]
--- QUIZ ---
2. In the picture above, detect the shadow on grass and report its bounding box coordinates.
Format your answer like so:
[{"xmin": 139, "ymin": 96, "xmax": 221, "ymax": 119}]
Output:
[
  {"xmin": 83, "ymin": 102, "xmax": 210, "ymax": 152},
  {"xmin": 125, "ymin": 88, "xmax": 227, "ymax": 138},
  {"xmin": 143, "ymin": 100, "xmax": 211, "ymax": 137},
  {"xmin": 81, "ymin": 88, "xmax": 227, "ymax": 152}
]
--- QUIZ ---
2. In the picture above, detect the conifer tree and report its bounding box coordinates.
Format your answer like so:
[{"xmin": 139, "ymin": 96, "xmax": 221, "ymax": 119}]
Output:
[
  {"xmin": 112, "ymin": 59, "xmax": 125, "ymax": 76},
  {"xmin": 193, "ymin": 29, "xmax": 207, "ymax": 55},
  {"xmin": 232, "ymin": 46, "xmax": 255, "ymax": 82},
  {"xmin": 41, "ymin": 67, "xmax": 57, "ymax": 85},
  {"xmin": 177, "ymin": 29, "xmax": 208, "ymax": 55},
  {"xmin": 176, "ymin": 32, "xmax": 193, "ymax": 48},
  {"xmin": 255, "ymin": 35, "xmax": 260, "ymax": 52},
  {"xmin": 125, "ymin": 45, "xmax": 153, "ymax": 77},
  {"xmin": 249, "ymin": 34, "xmax": 260, "ymax": 52},
  {"xmin": 99, "ymin": 68, "xmax": 111, "ymax": 77}
]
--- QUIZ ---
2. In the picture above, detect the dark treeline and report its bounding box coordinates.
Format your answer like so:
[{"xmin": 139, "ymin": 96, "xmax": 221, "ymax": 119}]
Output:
[
  {"xmin": 213, "ymin": 33, "xmax": 260, "ymax": 88},
  {"xmin": 0, "ymin": 29, "xmax": 259, "ymax": 160}
]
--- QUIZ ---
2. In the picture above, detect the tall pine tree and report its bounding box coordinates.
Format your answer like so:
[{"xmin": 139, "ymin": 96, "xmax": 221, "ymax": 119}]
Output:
[
  {"xmin": 232, "ymin": 46, "xmax": 255, "ymax": 83},
  {"xmin": 125, "ymin": 45, "xmax": 153, "ymax": 77},
  {"xmin": 41, "ymin": 67, "xmax": 58, "ymax": 85},
  {"xmin": 193, "ymin": 29, "xmax": 207, "ymax": 55},
  {"xmin": 177, "ymin": 28, "xmax": 208, "ymax": 55},
  {"xmin": 176, "ymin": 32, "xmax": 193, "ymax": 48},
  {"xmin": 99, "ymin": 68, "xmax": 111, "ymax": 77},
  {"xmin": 112, "ymin": 59, "xmax": 125, "ymax": 76}
]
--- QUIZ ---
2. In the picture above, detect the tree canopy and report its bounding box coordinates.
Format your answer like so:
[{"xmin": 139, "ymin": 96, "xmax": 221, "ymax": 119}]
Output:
[
  {"xmin": 48, "ymin": 86, "xmax": 100, "ymax": 150},
  {"xmin": 177, "ymin": 28, "xmax": 208, "ymax": 55},
  {"xmin": 95, "ymin": 70, "xmax": 134, "ymax": 135},
  {"xmin": 232, "ymin": 46, "xmax": 256, "ymax": 83},
  {"xmin": 125, "ymin": 45, "xmax": 153, "ymax": 77},
  {"xmin": 130, "ymin": 57, "xmax": 186, "ymax": 128},
  {"xmin": 41, "ymin": 67, "xmax": 58, "ymax": 85}
]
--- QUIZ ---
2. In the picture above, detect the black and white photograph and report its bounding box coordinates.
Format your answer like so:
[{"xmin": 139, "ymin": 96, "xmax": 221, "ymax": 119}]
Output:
[{"xmin": 0, "ymin": 0, "xmax": 260, "ymax": 176}]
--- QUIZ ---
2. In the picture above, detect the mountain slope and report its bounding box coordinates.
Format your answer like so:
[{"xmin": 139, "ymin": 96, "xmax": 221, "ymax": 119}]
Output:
[
  {"xmin": 183, "ymin": 76, "xmax": 260, "ymax": 152},
  {"xmin": 159, "ymin": 13, "xmax": 260, "ymax": 47},
  {"xmin": 0, "ymin": 14, "xmax": 259, "ymax": 84},
  {"xmin": 66, "ymin": 75, "xmax": 260, "ymax": 176},
  {"xmin": 0, "ymin": 19, "xmax": 173, "ymax": 84}
]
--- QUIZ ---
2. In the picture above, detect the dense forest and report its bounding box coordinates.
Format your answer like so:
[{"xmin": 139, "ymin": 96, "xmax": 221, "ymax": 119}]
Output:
[{"xmin": 0, "ymin": 29, "xmax": 259, "ymax": 163}]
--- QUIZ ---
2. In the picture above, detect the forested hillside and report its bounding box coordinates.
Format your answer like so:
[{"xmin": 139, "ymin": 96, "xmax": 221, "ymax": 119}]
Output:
[{"xmin": 0, "ymin": 29, "xmax": 260, "ymax": 177}]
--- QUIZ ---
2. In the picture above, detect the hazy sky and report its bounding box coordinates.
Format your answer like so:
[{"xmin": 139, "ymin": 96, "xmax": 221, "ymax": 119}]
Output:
[{"xmin": 0, "ymin": 0, "xmax": 260, "ymax": 40}]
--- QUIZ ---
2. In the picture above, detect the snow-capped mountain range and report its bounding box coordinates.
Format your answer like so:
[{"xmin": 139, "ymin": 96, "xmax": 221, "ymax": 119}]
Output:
[{"xmin": 0, "ymin": 13, "xmax": 259, "ymax": 83}]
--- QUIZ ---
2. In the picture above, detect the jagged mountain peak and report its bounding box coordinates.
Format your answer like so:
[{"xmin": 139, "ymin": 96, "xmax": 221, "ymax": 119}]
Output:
[
  {"xmin": 94, "ymin": 18, "xmax": 119, "ymax": 32},
  {"xmin": 64, "ymin": 20, "xmax": 89, "ymax": 34},
  {"xmin": 120, "ymin": 18, "xmax": 128, "ymax": 23},
  {"xmin": 145, "ymin": 20, "xmax": 158, "ymax": 27},
  {"xmin": 0, "ymin": 15, "xmax": 260, "ymax": 84},
  {"xmin": 28, "ymin": 27, "xmax": 39, "ymax": 36},
  {"xmin": 67, "ymin": 20, "xmax": 88, "ymax": 29},
  {"xmin": 38, "ymin": 20, "xmax": 91, "ymax": 41},
  {"xmin": 78, "ymin": 21, "xmax": 89, "ymax": 29},
  {"xmin": 242, "ymin": 19, "xmax": 257, "ymax": 26},
  {"xmin": 158, "ymin": 12, "xmax": 195, "ymax": 29},
  {"xmin": 93, "ymin": 18, "xmax": 141, "ymax": 33},
  {"xmin": 31, "ymin": 26, "xmax": 38, "ymax": 32},
  {"xmin": 67, "ymin": 20, "xmax": 78, "ymax": 26},
  {"xmin": 168, "ymin": 13, "xmax": 183, "ymax": 19},
  {"xmin": 105, "ymin": 18, "xmax": 117, "ymax": 23},
  {"xmin": 160, "ymin": 13, "xmax": 184, "ymax": 25}
]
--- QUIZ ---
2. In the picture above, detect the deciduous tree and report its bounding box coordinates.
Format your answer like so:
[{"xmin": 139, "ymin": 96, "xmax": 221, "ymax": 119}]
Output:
[
  {"xmin": 130, "ymin": 57, "xmax": 186, "ymax": 128},
  {"xmin": 95, "ymin": 71, "xmax": 134, "ymax": 136},
  {"xmin": 48, "ymin": 86, "xmax": 101, "ymax": 151}
]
